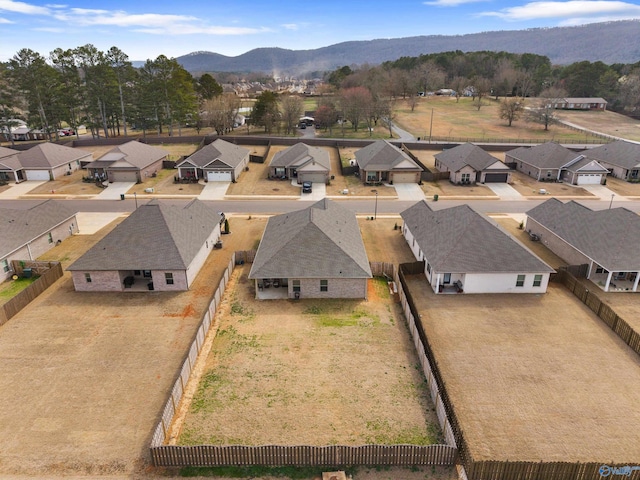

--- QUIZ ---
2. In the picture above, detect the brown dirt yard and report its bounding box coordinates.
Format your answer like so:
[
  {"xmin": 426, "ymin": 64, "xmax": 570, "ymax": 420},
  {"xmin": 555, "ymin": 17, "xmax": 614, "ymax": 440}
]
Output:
[
  {"xmin": 0, "ymin": 214, "xmax": 266, "ymax": 477},
  {"xmin": 405, "ymin": 275, "xmax": 640, "ymax": 463}
]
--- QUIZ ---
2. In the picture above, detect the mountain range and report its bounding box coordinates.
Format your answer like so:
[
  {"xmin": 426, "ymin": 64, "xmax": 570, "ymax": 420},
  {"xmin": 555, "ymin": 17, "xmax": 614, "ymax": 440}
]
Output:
[{"xmin": 171, "ymin": 20, "xmax": 640, "ymax": 75}]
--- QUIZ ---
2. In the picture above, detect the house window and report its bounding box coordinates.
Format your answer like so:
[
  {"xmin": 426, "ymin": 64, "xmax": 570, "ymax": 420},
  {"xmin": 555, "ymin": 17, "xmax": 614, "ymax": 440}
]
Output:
[
  {"xmin": 48, "ymin": 232, "xmax": 53, "ymax": 244},
  {"xmin": 292, "ymin": 280, "xmax": 300, "ymax": 293},
  {"xmin": 165, "ymin": 272, "xmax": 174, "ymax": 285},
  {"xmin": 426, "ymin": 263, "xmax": 431, "ymax": 274},
  {"xmin": 516, "ymin": 275, "xmax": 526, "ymax": 287},
  {"xmin": 461, "ymin": 173, "xmax": 470, "ymax": 182},
  {"xmin": 533, "ymin": 274, "xmax": 543, "ymax": 287},
  {"xmin": 143, "ymin": 270, "xmax": 152, "ymax": 278},
  {"xmin": 1, "ymin": 259, "xmax": 9, "ymax": 273},
  {"xmin": 366, "ymin": 172, "xmax": 377, "ymax": 183},
  {"xmin": 134, "ymin": 270, "xmax": 141, "ymax": 276},
  {"xmin": 595, "ymin": 266, "xmax": 604, "ymax": 274},
  {"xmin": 443, "ymin": 273, "xmax": 451, "ymax": 284},
  {"xmin": 274, "ymin": 167, "xmax": 285, "ymax": 177},
  {"xmin": 84, "ymin": 273, "xmax": 92, "ymax": 283},
  {"xmin": 320, "ymin": 279, "xmax": 328, "ymax": 292}
]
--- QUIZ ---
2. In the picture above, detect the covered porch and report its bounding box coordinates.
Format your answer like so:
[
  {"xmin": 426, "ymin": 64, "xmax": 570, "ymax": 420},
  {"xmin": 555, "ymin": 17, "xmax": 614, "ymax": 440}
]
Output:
[
  {"xmin": 254, "ymin": 278, "xmax": 289, "ymax": 300},
  {"xmin": 588, "ymin": 265, "xmax": 639, "ymax": 292},
  {"xmin": 431, "ymin": 272, "xmax": 465, "ymax": 294}
]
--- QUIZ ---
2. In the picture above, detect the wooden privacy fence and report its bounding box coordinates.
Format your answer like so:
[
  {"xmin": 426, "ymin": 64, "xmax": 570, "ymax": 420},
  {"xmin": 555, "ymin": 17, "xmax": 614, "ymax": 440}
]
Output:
[
  {"xmin": 0, "ymin": 262, "xmax": 63, "ymax": 326},
  {"xmin": 558, "ymin": 270, "xmax": 640, "ymax": 356},
  {"xmin": 151, "ymin": 444, "xmax": 457, "ymax": 467},
  {"xmin": 397, "ymin": 265, "xmax": 640, "ymax": 480},
  {"xmin": 150, "ymin": 254, "xmax": 236, "ymax": 452}
]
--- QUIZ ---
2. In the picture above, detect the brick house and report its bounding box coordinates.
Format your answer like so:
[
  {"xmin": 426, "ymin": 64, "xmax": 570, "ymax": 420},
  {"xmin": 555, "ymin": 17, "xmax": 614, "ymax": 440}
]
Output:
[
  {"xmin": 355, "ymin": 140, "xmax": 422, "ymax": 184},
  {"xmin": 435, "ymin": 143, "xmax": 512, "ymax": 184},
  {"xmin": 84, "ymin": 141, "xmax": 168, "ymax": 183}
]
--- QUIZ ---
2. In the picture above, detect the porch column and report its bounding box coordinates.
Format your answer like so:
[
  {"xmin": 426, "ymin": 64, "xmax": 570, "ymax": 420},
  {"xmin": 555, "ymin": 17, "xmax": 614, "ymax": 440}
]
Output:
[
  {"xmin": 633, "ymin": 272, "xmax": 640, "ymax": 292},
  {"xmin": 586, "ymin": 261, "xmax": 595, "ymax": 279},
  {"xmin": 605, "ymin": 270, "xmax": 613, "ymax": 292},
  {"xmin": 435, "ymin": 273, "xmax": 441, "ymax": 294}
]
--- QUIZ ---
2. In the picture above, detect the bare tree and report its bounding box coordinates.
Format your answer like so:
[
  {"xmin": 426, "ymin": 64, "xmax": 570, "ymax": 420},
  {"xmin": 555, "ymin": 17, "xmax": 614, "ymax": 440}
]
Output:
[
  {"xmin": 499, "ymin": 97, "xmax": 525, "ymax": 126},
  {"xmin": 472, "ymin": 77, "xmax": 491, "ymax": 110},
  {"xmin": 492, "ymin": 58, "xmax": 518, "ymax": 99},
  {"xmin": 414, "ymin": 61, "xmax": 445, "ymax": 93},
  {"xmin": 449, "ymin": 76, "xmax": 467, "ymax": 103},
  {"xmin": 280, "ymin": 95, "xmax": 303, "ymax": 134},
  {"xmin": 340, "ymin": 86, "xmax": 373, "ymax": 132},
  {"xmin": 526, "ymin": 86, "xmax": 568, "ymax": 131},
  {"xmin": 202, "ymin": 94, "xmax": 240, "ymax": 135}
]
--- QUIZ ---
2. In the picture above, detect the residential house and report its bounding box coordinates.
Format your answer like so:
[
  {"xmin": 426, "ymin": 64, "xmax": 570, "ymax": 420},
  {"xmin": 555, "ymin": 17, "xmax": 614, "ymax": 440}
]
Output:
[
  {"xmin": 548, "ymin": 97, "xmax": 607, "ymax": 111},
  {"xmin": 582, "ymin": 140, "xmax": 640, "ymax": 182},
  {"xmin": 249, "ymin": 198, "xmax": 372, "ymax": 299},
  {"xmin": 176, "ymin": 139, "xmax": 250, "ymax": 182},
  {"xmin": 17, "ymin": 142, "xmax": 92, "ymax": 181},
  {"xmin": 0, "ymin": 200, "xmax": 78, "ymax": 281},
  {"xmin": 400, "ymin": 201, "xmax": 554, "ymax": 294},
  {"xmin": 355, "ymin": 140, "xmax": 422, "ymax": 184},
  {"xmin": 84, "ymin": 141, "xmax": 168, "ymax": 183},
  {"xmin": 506, "ymin": 142, "xmax": 607, "ymax": 185},
  {"xmin": 526, "ymin": 198, "xmax": 640, "ymax": 292},
  {"xmin": 0, "ymin": 147, "xmax": 24, "ymax": 183},
  {"xmin": 435, "ymin": 143, "xmax": 512, "ymax": 184},
  {"xmin": 269, "ymin": 143, "xmax": 331, "ymax": 184},
  {"xmin": 68, "ymin": 200, "xmax": 222, "ymax": 292}
]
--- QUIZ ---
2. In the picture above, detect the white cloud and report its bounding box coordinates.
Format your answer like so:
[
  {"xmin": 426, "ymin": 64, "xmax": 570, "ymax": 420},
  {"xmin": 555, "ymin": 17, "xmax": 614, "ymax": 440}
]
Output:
[
  {"xmin": 136, "ymin": 25, "xmax": 270, "ymax": 36},
  {"xmin": 0, "ymin": 16, "xmax": 12, "ymax": 23},
  {"xmin": 282, "ymin": 23, "xmax": 299, "ymax": 30},
  {"xmin": 0, "ymin": 0, "xmax": 49, "ymax": 14},
  {"xmin": 480, "ymin": 0, "xmax": 640, "ymax": 20}
]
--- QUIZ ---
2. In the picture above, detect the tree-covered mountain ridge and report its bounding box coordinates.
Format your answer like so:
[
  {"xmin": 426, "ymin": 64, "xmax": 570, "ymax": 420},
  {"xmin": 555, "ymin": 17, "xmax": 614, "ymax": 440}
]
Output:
[{"xmin": 173, "ymin": 20, "xmax": 640, "ymax": 75}]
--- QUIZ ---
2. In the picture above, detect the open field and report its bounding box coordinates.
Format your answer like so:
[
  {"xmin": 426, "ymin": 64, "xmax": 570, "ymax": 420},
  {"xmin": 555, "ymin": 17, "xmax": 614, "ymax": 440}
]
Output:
[
  {"xmin": 556, "ymin": 109, "xmax": 640, "ymax": 142},
  {"xmin": 0, "ymin": 215, "xmax": 265, "ymax": 476},
  {"xmin": 394, "ymin": 96, "xmax": 610, "ymax": 142},
  {"xmin": 405, "ymin": 275, "xmax": 640, "ymax": 463},
  {"xmin": 177, "ymin": 266, "xmax": 441, "ymax": 447}
]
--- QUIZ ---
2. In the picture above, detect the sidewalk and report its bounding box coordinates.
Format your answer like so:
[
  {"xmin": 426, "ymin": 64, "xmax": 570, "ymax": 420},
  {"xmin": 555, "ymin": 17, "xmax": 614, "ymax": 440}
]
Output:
[{"xmin": 0, "ymin": 181, "xmax": 46, "ymax": 199}]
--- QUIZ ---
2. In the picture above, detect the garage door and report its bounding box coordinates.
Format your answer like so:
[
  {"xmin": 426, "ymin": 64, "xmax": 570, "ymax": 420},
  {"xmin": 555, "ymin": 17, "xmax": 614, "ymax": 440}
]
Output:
[
  {"xmin": 577, "ymin": 174, "xmax": 602, "ymax": 185},
  {"xmin": 110, "ymin": 170, "xmax": 138, "ymax": 182},
  {"xmin": 25, "ymin": 170, "xmax": 50, "ymax": 181},
  {"xmin": 207, "ymin": 171, "xmax": 232, "ymax": 182},
  {"xmin": 392, "ymin": 173, "xmax": 418, "ymax": 183},
  {"xmin": 300, "ymin": 173, "xmax": 326, "ymax": 184},
  {"xmin": 484, "ymin": 173, "xmax": 509, "ymax": 183}
]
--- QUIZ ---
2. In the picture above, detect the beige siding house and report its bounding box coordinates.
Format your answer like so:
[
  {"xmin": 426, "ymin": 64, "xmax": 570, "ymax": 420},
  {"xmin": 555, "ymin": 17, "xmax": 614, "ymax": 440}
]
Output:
[
  {"xmin": 18, "ymin": 143, "xmax": 92, "ymax": 181},
  {"xmin": 269, "ymin": 143, "xmax": 331, "ymax": 184},
  {"xmin": 582, "ymin": 140, "xmax": 640, "ymax": 182},
  {"xmin": 401, "ymin": 201, "xmax": 554, "ymax": 294},
  {"xmin": 526, "ymin": 198, "xmax": 640, "ymax": 292},
  {"xmin": 0, "ymin": 147, "xmax": 24, "ymax": 183},
  {"xmin": 85, "ymin": 141, "xmax": 168, "ymax": 183},
  {"xmin": 177, "ymin": 138, "xmax": 250, "ymax": 182},
  {"xmin": 355, "ymin": 140, "xmax": 422, "ymax": 184},
  {"xmin": 435, "ymin": 143, "xmax": 512, "ymax": 184},
  {"xmin": 249, "ymin": 199, "xmax": 372, "ymax": 299},
  {"xmin": 68, "ymin": 200, "xmax": 222, "ymax": 292},
  {"xmin": 0, "ymin": 200, "xmax": 78, "ymax": 281}
]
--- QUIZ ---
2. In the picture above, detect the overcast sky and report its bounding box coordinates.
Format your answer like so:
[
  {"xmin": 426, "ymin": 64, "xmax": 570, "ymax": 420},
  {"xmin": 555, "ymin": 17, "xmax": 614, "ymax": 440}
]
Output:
[{"xmin": 1, "ymin": 0, "xmax": 639, "ymax": 62}]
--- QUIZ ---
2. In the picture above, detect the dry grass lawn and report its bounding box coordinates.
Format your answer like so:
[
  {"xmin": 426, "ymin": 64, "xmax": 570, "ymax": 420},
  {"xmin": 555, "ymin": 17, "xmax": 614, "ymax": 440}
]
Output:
[
  {"xmin": 227, "ymin": 146, "xmax": 299, "ymax": 196},
  {"xmin": 126, "ymin": 168, "xmax": 203, "ymax": 196},
  {"xmin": 509, "ymin": 170, "xmax": 594, "ymax": 197},
  {"xmin": 177, "ymin": 268, "xmax": 441, "ymax": 447},
  {"xmin": 405, "ymin": 275, "xmax": 640, "ymax": 463},
  {"xmin": 556, "ymin": 109, "xmax": 640, "ymax": 142},
  {"xmin": 0, "ymin": 215, "xmax": 265, "ymax": 476},
  {"xmin": 27, "ymin": 169, "xmax": 104, "ymax": 196},
  {"xmin": 603, "ymin": 176, "xmax": 640, "ymax": 197}
]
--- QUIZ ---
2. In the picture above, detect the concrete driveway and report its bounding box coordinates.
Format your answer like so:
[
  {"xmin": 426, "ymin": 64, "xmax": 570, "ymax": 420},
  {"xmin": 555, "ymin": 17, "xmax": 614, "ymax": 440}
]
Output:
[
  {"xmin": 300, "ymin": 182, "xmax": 326, "ymax": 200},
  {"xmin": 485, "ymin": 183, "xmax": 524, "ymax": 200},
  {"xmin": 582, "ymin": 184, "xmax": 629, "ymax": 202},
  {"xmin": 393, "ymin": 183, "xmax": 424, "ymax": 201},
  {"xmin": 95, "ymin": 182, "xmax": 136, "ymax": 200},
  {"xmin": 0, "ymin": 181, "xmax": 46, "ymax": 199},
  {"xmin": 198, "ymin": 181, "xmax": 230, "ymax": 200}
]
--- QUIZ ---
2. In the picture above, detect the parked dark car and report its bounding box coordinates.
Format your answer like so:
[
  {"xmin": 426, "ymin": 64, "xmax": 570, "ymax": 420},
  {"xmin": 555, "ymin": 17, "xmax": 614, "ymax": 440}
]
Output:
[{"xmin": 302, "ymin": 181, "xmax": 312, "ymax": 193}]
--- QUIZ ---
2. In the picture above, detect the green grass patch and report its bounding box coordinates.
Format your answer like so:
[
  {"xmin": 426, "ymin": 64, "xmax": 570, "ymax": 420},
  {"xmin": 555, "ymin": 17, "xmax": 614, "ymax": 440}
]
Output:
[{"xmin": 0, "ymin": 276, "xmax": 39, "ymax": 301}]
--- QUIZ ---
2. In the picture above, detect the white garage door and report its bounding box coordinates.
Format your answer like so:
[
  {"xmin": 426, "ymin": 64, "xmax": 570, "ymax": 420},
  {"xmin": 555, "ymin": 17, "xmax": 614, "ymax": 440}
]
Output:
[
  {"xmin": 110, "ymin": 170, "xmax": 138, "ymax": 182},
  {"xmin": 392, "ymin": 173, "xmax": 418, "ymax": 183},
  {"xmin": 577, "ymin": 174, "xmax": 602, "ymax": 185},
  {"xmin": 25, "ymin": 170, "xmax": 50, "ymax": 181},
  {"xmin": 207, "ymin": 171, "xmax": 232, "ymax": 182}
]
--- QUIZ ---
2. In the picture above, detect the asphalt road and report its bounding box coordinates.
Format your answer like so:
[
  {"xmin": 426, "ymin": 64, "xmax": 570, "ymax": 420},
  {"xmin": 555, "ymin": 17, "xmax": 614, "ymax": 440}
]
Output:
[{"xmin": 2, "ymin": 197, "xmax": 639, "ymax": 215}]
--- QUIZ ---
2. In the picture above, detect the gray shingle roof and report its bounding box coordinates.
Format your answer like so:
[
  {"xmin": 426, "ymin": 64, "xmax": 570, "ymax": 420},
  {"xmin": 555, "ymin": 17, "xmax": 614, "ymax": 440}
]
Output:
[
  {"xmin": 68, "ymin": 200, "xmax": 221, "ymax": 271},
  {"xmin": 435, "ymin": 143, "xmax": 508, "ymax": 172},
  {"xmin": 355, "ymin": 140, "xmax": 422, "ymax": 171},
  {"xmin": 0, "ymin": 147, "xmax": 21, "ymax": 171},
  {"xmin": 526, "ymin": 198, "xmax": 640, "ymax": 271},
  {"xmin": 270, "ymin": 143, "xmax": 330, "ymax": 172},
  {"xmin": 249, "ymin": 199, "xmax": 372, "ymax": 279},
  {"xmin": 401, "ymin": 201, "xmax": 554, "ymax": 274},
  {"xmin": 583, "ymin": 140, "xmax": 640, "ymax": 170},
  {"xmin": 18, "ymin": 143, "xmax": 92, "ymax": 169},
  {"xmin": 1, "ymin": 200, "xmax": 76, "ymax": 257},
  {"xmin": 178, "ymin": 139, "xmax": 249, "ymax": 169},
  {"xmin": 87, "ymin": 141, "xmax": 168, "ymax": 170},
  {"xmin": 506, "ymin": 142, "xmax": 583, "ymax": 169}
]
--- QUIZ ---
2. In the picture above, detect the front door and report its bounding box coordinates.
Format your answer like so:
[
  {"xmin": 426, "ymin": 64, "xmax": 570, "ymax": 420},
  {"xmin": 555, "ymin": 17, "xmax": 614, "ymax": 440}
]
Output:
[{"xmin": 443, "ymin": 273, "xmax": 451, "ymax": 284}]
